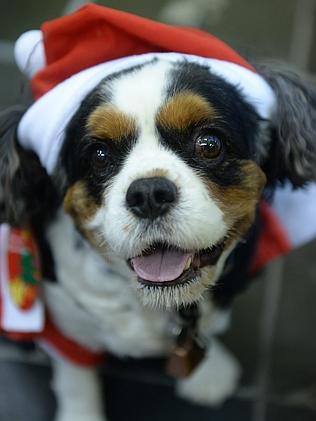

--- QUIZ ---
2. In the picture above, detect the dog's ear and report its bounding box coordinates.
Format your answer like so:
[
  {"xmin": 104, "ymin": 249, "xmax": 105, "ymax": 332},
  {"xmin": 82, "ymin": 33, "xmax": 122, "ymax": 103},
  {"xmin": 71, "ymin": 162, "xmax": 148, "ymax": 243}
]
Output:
[
  {"xmin": 0, "ymin": 106, "xmax": 56, "ymax": 226},
  {"xmin": 255, "ymin": 63, "xmax": 316, "ymax": 187}
]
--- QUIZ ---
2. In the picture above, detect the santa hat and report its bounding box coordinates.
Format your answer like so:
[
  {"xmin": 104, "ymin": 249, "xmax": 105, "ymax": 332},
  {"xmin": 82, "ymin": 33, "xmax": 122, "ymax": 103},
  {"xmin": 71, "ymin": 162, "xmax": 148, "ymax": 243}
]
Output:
[{"xmin": 15, "ymin": 4, "xmax": 276, "ymax": 174}]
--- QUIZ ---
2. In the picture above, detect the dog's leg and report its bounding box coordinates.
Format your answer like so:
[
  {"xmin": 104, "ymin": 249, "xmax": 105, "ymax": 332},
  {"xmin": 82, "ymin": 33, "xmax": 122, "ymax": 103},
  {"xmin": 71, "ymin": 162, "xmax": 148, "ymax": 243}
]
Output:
[
  {"xmin": 52, "ymin": 358, "xmax": 106, "ymax": 421},
  {"xmin": 176, "ymin": 338, "xmax": 241, "ymax": 406}
]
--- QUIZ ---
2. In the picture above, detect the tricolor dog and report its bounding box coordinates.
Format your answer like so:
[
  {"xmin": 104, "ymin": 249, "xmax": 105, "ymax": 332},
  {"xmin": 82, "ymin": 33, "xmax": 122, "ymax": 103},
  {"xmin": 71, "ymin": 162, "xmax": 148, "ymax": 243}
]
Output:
[{"xmin": 0, "ymin": 5, "xmax": 316, "ymax": 421}]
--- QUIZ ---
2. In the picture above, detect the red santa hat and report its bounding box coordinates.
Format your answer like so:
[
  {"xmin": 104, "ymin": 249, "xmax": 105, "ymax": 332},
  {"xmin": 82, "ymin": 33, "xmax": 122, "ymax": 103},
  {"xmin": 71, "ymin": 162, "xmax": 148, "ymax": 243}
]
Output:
[{"xmin": 15, "ymin": 4, "xmax": 276, "ymax": 174}]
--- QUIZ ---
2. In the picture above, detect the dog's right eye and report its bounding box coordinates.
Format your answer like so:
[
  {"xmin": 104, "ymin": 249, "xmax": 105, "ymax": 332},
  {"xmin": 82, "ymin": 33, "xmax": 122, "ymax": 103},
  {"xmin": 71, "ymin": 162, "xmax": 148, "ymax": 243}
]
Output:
[{"xmin": 91, "ymin": 143, "xmax": 108, "ymax": 169}]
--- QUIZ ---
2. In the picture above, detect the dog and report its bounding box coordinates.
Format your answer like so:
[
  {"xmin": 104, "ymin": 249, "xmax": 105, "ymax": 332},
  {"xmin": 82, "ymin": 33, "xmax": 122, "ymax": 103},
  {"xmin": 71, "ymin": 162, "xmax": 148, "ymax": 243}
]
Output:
[{"xmin": 1, "ymin": 5, "xmax": 316, "ymax": 421}]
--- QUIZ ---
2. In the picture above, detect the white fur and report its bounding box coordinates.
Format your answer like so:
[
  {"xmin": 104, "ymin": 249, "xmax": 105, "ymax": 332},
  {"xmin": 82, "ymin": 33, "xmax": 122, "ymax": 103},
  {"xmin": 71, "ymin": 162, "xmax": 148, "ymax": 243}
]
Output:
[
  {"xmin": 52, "ymin": 359, "xmax": 105, "ymax": 421},
  {"xmin": 109, "ymin": 60, "xmax": 169, "ymax": 122},
  {"xmin": 46, "ymin": 211, "xmax": 172, "ymax": 357}
]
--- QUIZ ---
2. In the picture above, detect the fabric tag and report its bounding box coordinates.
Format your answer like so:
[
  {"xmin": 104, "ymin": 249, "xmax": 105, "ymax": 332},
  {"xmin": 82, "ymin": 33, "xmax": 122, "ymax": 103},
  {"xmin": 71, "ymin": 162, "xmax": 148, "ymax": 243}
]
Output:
[{"xmin": 0, "ymin": 224, "xmax": 44, "ymax": 332}]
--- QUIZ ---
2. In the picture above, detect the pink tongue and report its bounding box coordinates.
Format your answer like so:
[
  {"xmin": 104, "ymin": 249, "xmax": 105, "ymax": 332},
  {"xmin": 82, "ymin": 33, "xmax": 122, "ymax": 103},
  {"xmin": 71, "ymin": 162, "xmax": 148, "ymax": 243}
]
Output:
[{"xmin": 131, "ymin": 250, "xmax": 192, "ymax": 283}]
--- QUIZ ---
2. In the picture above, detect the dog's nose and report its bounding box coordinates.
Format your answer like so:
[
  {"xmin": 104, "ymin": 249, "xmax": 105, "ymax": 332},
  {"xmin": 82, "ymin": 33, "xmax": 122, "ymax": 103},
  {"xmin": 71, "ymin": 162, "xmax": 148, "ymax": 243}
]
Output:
[{"xmin": 126, "ymin": 177, "xmax": 177, "ymax": 219}]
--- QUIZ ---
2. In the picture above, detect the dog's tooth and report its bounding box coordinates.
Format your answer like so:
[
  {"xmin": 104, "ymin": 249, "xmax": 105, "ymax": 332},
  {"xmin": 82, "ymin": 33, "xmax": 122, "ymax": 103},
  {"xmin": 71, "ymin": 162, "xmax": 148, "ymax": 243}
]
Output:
[{"xmin": 184, "ymin": 257, "xmax": 192, "ymax": 271}]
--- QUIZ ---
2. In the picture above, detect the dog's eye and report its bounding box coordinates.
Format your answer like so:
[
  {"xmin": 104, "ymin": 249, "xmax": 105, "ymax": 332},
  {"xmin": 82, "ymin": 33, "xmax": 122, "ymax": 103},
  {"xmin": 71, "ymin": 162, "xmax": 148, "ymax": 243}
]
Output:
[
  {"xmin": 195, "ymin": 133, "xmax": 223, "ymax": 160},
  {"xmin": 91, "ymin": 144, "xmax": 108, "ymax": 168}
]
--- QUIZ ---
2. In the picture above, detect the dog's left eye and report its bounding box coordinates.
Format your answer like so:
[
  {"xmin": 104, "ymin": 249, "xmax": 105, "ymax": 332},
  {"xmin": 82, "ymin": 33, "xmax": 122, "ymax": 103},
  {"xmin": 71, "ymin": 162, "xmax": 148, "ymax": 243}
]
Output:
[{"xmin": 195, "ymin": 133, "xmax": 223, "ymax": 160}]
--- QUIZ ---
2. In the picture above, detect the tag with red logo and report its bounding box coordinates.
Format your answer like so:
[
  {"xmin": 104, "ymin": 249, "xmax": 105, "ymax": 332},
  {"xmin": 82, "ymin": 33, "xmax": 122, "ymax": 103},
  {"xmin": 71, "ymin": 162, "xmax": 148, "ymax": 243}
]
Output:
[
  {"xmin": 0, "ymin": 224, "xmax": 44, "ymax": 333},
  {"xmin": 7, "ymin": 227, "xmax": 41, "ymax": 310}
]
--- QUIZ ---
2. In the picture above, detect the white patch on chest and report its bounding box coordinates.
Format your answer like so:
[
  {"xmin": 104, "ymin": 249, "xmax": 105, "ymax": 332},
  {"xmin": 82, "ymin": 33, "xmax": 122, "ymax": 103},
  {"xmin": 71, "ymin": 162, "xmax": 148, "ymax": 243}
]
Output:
[
  {"xmin": 44, "ymin": 207, "xmax": 229, "ymax": 359},
  {"xmin": 44, "ymin": 211, "xmax": 173, "ymax": 357}
]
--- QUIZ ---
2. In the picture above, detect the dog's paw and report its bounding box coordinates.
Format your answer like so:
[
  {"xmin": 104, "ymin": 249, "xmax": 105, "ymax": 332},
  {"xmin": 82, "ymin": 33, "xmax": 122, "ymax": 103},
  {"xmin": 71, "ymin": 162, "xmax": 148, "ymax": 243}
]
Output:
[
  {"xmin": 176, "ymin": 338, "xmax": 241, "ymax": 407},
  {"xmin": 55, "ymin": 410, "xmax": 106, "ymax": 421}
]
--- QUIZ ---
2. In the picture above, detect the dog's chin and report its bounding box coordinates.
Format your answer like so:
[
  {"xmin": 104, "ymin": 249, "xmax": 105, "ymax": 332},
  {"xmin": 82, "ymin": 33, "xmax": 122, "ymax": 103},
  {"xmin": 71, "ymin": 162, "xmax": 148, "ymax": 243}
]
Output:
[
  {"xmin": 127, "ymin": 241, "xmax": 226, "ymax": 308},
  {"xmin": 134, "ymin": 266, "xmax": 219, "ymax": 308}
]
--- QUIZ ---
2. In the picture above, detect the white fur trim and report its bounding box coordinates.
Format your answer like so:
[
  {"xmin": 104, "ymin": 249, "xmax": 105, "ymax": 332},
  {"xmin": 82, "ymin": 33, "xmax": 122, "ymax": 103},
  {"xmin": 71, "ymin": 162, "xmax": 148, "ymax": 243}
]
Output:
[
  {"xmin": 16, "ymin": 52, "xmax": 276, "ymax": 174},
  {"xmin": 14, "ymin": 30, "xmax": 45, "ymax": 78},
  {"xmin": 272, "ymin": 182, "xmax": 316, "ymax": 247}
]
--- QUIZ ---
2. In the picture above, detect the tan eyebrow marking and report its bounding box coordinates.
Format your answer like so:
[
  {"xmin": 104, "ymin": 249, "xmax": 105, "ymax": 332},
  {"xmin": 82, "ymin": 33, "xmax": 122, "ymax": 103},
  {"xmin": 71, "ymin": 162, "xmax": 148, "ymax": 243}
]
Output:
[
  {"xmin": 87, "ymin": 105, "xmax": 137, "ymax": 141},
  {"xmin": 156, "ymin": 91, "xmax": 217, "ymax": 131}
]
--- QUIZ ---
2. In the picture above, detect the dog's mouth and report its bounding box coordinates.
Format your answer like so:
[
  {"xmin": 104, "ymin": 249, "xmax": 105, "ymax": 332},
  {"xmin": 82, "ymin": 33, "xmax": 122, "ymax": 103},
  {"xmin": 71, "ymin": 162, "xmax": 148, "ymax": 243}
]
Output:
[{"xmin": 128, "ymin": 240, "xmax": 225, "ymax": 287}]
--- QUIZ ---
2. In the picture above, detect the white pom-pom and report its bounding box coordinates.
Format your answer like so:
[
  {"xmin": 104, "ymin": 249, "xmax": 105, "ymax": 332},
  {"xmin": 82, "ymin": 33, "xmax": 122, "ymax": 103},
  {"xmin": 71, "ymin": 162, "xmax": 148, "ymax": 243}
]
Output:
[{"xmin": 14, "ymin": 30, "xmax": 45, "ymax": 79}]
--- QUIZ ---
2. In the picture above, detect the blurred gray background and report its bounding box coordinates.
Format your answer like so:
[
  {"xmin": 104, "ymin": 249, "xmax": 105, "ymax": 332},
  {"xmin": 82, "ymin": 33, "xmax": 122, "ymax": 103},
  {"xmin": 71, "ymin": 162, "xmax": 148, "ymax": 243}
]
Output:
[{"xmin": 0, "ymin": 1, "xmax": 316, "ymax": 421}]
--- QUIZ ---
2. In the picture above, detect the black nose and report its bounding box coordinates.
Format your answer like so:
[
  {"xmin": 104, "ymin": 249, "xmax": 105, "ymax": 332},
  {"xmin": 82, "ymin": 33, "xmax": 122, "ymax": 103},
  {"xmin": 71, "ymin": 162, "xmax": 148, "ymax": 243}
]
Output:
[{"xmin": 126, "ymin": 177, "xmax": 177, "ymax": 219}]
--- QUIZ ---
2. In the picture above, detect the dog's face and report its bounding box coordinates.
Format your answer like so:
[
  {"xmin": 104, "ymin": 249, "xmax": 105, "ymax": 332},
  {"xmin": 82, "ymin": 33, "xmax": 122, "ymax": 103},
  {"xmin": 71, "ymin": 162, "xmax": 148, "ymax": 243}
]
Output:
[
  {"xmin": 61, "ymin": 60, "xmax": 266, "ymax": 307},
  {"xmin": 1, "ymin": 59, "xmax": 316, "ymax": 308}
]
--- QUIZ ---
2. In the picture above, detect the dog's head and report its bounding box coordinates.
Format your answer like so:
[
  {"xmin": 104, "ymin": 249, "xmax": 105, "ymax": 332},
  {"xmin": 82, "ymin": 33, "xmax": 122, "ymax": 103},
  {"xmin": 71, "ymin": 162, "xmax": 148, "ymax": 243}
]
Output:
[{"xmin": 1, "ymin": 58, "xmax": 316, "ymax": 307}]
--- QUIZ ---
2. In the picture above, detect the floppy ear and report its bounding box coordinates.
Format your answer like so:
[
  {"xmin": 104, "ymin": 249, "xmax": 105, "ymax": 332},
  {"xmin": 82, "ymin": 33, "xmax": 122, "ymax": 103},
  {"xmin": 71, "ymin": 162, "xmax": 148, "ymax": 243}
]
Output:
[
  {"xmin": 0, "ymin": 106, "xmax": 56, "ymax": 226},
  {"xmin": 255, "ymin": 63, "xmax": 316, "ymax": 187}
]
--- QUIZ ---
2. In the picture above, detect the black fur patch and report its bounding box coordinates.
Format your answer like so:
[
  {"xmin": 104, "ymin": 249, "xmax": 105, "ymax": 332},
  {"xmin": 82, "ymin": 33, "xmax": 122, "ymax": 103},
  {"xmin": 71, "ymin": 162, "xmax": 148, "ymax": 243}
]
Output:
[
  {"xmin": 60, "ymin": 66, "xmax": 144, "ymax": 204},
  {"xmin": 156, "ymin": 62, "xmax": 261, "ymax": 187},
  {"xmin": 211, "ymin": 212, "xmax": 261, "ymax": 307}
]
